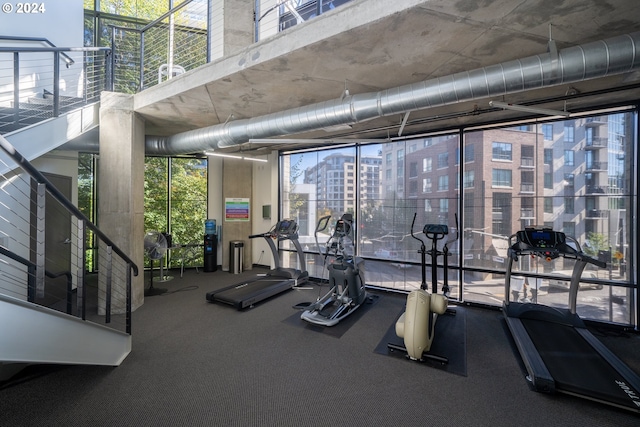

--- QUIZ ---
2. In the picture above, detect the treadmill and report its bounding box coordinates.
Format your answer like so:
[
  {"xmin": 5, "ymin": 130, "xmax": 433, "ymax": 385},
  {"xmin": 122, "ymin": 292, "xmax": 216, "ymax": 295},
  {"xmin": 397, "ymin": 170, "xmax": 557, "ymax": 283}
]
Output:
[
  {"xmin": 206, "ymin": 219, "xmax": 309, "ymax": 309},
  {"xmin": 503, "ymin": 227, "xmax": 640, "ymax": 412}
]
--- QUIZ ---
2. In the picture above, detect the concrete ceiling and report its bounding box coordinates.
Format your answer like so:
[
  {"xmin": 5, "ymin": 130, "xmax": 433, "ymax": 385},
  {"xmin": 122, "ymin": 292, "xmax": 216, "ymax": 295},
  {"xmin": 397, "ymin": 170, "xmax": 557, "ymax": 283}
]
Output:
[{"xmin": 132, "ymin": 0, "xmax": 640, "ymax": 155}]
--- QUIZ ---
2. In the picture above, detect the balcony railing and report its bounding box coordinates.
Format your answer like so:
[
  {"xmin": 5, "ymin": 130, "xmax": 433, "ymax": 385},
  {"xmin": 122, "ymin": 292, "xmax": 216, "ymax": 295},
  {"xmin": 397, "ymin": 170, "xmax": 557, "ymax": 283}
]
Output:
[
  {"xmin": 520, "ymin": 208, "xmax": 535, "ymax": 219},
  {"xmin": 255, "ymin": 0, "xmax": 352, "ymax": 42},
  {"xmin": 585, "ymin": 137, "xmax": 608, "ymax": 149},
  {"xmin": 108, "ymin": 0, "xmax": 209, "ymax": 93},
  {"xmin": 585, "ymin": 117, "xmax": 608, "ymax": 126},
  {"xmin": 520, "ymin": 157, "xmax": 535, "ymax": 167},
  {"xmin": 520, "ymin": 183, "xmax": 535, "ymax": 193},
  {"xmin": 586, "ymin": 185, "xmax": 608, "ymax": 194},
  {"xmin": 586, "ymin": 209, "xmax": 609, "ymax": 219},
  {"xmin": 586, "ymin": 161, "xmax": 608, "ymax": 171},
  {"xmin": 0, "ymin": 40, "xmax": 111, "ymax": 135}
]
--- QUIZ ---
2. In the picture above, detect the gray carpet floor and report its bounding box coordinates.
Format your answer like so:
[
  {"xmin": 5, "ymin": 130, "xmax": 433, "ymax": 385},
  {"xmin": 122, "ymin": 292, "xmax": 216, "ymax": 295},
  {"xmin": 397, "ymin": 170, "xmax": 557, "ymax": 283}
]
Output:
[{"xmin": 1, "ymin": 267, "xmax": 639, "ymax": 426}]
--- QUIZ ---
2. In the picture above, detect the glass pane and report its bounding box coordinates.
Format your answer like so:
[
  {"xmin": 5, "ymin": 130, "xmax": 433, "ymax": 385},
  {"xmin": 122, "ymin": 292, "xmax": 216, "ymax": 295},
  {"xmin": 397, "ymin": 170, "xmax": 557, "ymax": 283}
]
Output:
[
  {"xmin": 144, "ymin": 157, "xmax": 168, "ymax": 268},
  {"xmin": 168, "ymin": 157, "xmax": 208, "ymax": 269},
  {"xmin": 98, "ymin": 0, "xmax": 169, "ymax": 19},
  {"xmin": 78, "ymin": 153, "xmax": 97, "ymax": 272},
  {"xmin": 279, "ymin": 109, "xmax": 636, "ymax": 326},
  {"xmin": 280, "ymin": 146, "xmax": 358, "ymax": 271},
  {"xmin": 461, "ymin": 112, "xmax": 635, "ymax": 324}
]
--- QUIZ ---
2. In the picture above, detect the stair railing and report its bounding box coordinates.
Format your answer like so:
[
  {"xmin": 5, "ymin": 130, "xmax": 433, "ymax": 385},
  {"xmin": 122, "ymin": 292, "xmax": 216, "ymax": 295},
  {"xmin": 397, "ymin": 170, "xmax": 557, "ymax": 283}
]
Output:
[
  {"xmin": 0, "ymin": 41, "xmax": 111, "ymax": 135},
  {"xmin": 0, "ymin": 134, "xmax": 138, "ymax": 334}
]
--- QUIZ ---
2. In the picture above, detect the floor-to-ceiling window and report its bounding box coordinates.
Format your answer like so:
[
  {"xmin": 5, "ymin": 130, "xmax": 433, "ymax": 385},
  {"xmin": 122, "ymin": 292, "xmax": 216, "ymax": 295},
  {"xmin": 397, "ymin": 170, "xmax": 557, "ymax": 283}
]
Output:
[
  {"xmin": 169, "ymin": 156, "xmax": 208, "ymax": 270},
  {"xmin": 279, "ymin": 107, "xmax": 638, "ymax": 326},
  {"xmin": 144, "ymin": 156, "xmax": 208, "ymax": 269},
  {"xmin": 78, "ymin": 153, "xmax": 99, "ymax": 272}
]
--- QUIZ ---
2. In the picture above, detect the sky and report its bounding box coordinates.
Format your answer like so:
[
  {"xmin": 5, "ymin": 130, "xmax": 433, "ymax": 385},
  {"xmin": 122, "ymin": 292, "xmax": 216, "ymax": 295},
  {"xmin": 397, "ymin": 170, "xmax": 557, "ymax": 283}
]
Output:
[{"xmin": 287, "ymin": 143, "xmax": 383, "ymax": 184}]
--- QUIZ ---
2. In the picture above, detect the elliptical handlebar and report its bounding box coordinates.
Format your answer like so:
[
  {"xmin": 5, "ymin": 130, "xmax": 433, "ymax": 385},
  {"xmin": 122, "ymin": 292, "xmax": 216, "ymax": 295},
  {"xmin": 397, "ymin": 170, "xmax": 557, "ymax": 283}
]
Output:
[{"xmin": 314, "ymin": 213, "xmax": 355, "ymax": 263}]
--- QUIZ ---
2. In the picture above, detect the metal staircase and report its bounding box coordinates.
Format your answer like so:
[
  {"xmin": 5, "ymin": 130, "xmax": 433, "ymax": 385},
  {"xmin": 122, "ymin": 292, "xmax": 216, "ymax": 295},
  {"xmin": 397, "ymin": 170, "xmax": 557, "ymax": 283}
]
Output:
[{"xmin": 0, "ymin": 134, "xmax": 138, "ymax": 379}]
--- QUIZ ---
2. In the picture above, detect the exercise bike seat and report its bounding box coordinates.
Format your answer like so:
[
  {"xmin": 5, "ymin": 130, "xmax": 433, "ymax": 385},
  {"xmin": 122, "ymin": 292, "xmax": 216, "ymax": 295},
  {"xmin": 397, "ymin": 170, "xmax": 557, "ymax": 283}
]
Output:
[{"xmin": 395, "ymin": 289, "xmax": 448, "ymax": 359}]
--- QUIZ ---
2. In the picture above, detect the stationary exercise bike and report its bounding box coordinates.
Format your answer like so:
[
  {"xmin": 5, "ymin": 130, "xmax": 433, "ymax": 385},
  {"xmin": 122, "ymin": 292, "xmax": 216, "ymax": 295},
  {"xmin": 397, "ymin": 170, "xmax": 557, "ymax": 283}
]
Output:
[
  {"xmin": 389, "ymin": 213, "xmax": 457, "ymax": 362},
  {"xmin": 297, "ymin": 213, "xmax": 368, "ymax": 327}
]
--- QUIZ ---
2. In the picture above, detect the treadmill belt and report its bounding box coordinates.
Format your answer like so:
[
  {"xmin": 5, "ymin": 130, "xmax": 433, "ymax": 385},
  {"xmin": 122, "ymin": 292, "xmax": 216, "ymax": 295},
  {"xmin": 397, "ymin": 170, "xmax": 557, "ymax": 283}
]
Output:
[
  {"xmin": 212, "ymin": 277, "xmax": 292, "ymax": 307},
  {"xmin": 522, "ymin": 318, "xmax": 640, "ymax": 409}
]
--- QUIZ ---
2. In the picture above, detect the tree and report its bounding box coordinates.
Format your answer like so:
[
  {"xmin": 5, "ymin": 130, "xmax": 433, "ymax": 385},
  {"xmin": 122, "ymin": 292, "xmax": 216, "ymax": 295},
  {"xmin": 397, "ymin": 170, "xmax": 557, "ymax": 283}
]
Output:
[
  {"xmin": 143, "ymin": 156, "xmax": 207, "ymax": 268},
  {"xmin": 584, "ymin": 231, "xmax": 609, "ymax": 260}
]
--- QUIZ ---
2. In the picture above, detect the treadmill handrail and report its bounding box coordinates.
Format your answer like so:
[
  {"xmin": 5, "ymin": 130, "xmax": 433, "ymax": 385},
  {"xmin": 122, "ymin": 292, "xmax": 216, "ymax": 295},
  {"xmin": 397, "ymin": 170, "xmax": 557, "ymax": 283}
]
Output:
[{"xmin": 249, "ymin": 220, "xmax": 306, "ymax": 273}]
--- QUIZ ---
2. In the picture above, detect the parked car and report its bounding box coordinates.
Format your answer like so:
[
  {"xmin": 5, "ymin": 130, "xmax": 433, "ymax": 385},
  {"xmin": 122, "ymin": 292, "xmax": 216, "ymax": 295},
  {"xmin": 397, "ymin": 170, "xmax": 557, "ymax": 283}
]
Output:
[
  {"xmin": 547, "ymin": 270, "xmax": 603, "ymax": 291},
  {"xmin": 374, "ymin": 248, "xmax": 411, "ymax": 269}
]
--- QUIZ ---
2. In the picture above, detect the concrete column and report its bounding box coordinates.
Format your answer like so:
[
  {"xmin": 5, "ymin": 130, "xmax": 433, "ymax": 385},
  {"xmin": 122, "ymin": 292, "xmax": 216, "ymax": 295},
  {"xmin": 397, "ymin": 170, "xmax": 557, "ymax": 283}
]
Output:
[
  {"xmin": 98, "ymin": 92, "xmax": 145, "ymax": 310},
  {"xmin": 209, "ymin": 0, "xmax": 255, "ymax": 61},
  {"xmin": 222, "ymin": 158, "xmax": 252, "ymax": 272}
]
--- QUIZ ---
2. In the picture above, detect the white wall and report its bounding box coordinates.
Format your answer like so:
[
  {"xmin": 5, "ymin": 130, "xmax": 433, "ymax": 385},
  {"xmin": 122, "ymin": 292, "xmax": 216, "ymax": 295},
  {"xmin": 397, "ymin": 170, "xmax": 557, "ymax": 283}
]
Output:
[
  {"xmin": 0, "ymin": 150, "xmax": 79, "ymax": 300},
  {"xmin": 0, "ymin": 0, "xmax": 83, "ymax": 47},
  {"xmin": 251, "ymin": 151, "xmax": 279, "ymax": 267},
  {"xmin": 207, "ymin": 155, "xmax": 224, "ymax": 266}
]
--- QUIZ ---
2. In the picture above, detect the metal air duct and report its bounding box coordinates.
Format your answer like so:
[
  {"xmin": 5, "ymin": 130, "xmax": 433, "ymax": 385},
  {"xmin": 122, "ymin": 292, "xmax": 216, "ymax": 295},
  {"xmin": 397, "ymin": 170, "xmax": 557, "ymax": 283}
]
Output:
[{"xmin": 145, "ymin": 31, "xmax": 640, "ymax": 156}]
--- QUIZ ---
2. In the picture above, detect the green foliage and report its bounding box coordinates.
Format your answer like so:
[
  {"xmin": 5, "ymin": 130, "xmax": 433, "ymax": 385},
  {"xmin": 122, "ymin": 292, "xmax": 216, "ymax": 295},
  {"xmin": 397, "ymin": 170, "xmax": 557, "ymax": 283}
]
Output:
[
  {"xmin": 144, "ymin": 157, "xmax": 208, "ymax": 268},
  {"xmin": 584, "ymin": 232, "xmax": 609, "ymax": 257},
  {"xmin": 90, "ymin": 0, "xmax": 169, "ymax": 18},
  {"xmin": 78, "ymin": 153, "xmax": 97, "ymax": 271}
]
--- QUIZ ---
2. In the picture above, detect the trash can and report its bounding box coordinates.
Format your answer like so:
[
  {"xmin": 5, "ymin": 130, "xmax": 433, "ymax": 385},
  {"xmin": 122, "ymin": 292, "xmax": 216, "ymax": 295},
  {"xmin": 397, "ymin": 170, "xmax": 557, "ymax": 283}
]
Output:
[
  {"xmin": 203, "ymin": 234, "xmax": 217, "ymax": 272},
  {"xmin": 229, "ymin": 240, "xmax": 244, "ymax": 274}
]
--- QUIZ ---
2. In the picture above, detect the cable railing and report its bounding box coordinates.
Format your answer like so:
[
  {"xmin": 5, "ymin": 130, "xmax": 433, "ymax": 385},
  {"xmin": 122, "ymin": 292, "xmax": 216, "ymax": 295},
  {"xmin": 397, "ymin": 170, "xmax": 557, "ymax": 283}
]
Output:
[
  {"xmin": 108, "ymin": 0, "xmax": 209, "ymax": 93},
  {"xmin": 0, "ymin": 40, "xmax": 111, "ymax": 135},
  {"xmin": 0, "ymin": 135, "xmax": 138, "ymax": 335},
  {"xmin": 255, "ymin": 0, "xmax": 352, "ymax": 42},
  {"xmin": 108, "ymin": 0, "xmax": 351, "ymax": 93}
]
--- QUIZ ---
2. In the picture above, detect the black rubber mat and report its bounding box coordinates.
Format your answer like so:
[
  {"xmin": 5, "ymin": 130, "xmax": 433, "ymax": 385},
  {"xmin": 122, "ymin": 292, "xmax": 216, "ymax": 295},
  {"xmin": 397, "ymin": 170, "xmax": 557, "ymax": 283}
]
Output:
[{"xmin": 374, "ymin": 306, "xmax": 467, "ymax": 376}]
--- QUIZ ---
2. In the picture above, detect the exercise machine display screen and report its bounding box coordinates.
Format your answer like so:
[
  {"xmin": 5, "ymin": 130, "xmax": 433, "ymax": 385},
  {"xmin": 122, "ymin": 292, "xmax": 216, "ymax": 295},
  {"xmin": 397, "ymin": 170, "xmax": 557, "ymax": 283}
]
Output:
[
  {"xmin": 276, "ymin": 219, "xmax": 298, "ymax": 235},
  {"xmin": 512, "ymin": 228, "xmax": 571, "ymax": 261},
  {"xmin": 509, "ymin": 227, "xmax": 606, "ymax": 270},
  {"xmin": 424, "ymin": 224, "xmax": 448, "ymax": 235},
  {"xmin": 517, "ymin": 228, "xmax": 564, "ymax": 249}
]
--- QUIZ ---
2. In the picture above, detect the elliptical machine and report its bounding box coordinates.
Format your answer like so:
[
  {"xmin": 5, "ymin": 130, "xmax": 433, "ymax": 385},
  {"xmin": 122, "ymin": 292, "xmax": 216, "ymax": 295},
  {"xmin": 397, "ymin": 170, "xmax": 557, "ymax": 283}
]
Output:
[
  {"xmin": 297, "ymin": 213, "xmax": 368, "ymax": 327},
  {"xmin": 389, "ymin": 213, "xmax": 457, "ymax": 362}
]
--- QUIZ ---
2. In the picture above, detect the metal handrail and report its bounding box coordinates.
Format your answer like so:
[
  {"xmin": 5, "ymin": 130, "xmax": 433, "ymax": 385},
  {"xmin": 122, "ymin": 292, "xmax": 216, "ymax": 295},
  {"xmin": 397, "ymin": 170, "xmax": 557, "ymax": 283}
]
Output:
[
  {"xmin": 0, "ymin": 44, "xmax": 112, "ymax": 134},
  {"xmin": 0, "ymin": 35, "xmax": 76, "ymax": 66},
  {"xmin": 0, "ymin": 136, "xmax": 138, "ymax": 277},
  {"xmin": 0, "ymin": 46, "xmax": 110, "ymax": 54},
  {"xmin": 0, "ymin": 245, "xmax": 74, "ymax": 313}
]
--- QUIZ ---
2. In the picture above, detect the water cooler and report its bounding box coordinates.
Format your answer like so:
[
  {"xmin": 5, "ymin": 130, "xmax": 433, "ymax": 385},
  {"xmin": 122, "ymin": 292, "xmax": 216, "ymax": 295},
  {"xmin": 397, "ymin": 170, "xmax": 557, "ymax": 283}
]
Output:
[{"xmin": 204, "ymin": 219, "xmax": 217, "ymax": 272}]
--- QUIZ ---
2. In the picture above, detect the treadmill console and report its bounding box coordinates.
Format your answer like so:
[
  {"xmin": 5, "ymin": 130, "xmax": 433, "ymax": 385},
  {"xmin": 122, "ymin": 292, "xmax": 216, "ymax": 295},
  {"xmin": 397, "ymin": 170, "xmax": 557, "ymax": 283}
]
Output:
[
  {"xmin": 518, "ymin": 228, "xmax": 564, "ymax": 249},
  {"xmin": 276, "ymin": 219, "xmax": 298, "ymax": 237},
  {"xmin": 509, "ymin": 227, "xmax": 607, "ymax": 268},
  {"xmin": 511, "ymin": 228, "xmax": 572, "ymax": 260}
]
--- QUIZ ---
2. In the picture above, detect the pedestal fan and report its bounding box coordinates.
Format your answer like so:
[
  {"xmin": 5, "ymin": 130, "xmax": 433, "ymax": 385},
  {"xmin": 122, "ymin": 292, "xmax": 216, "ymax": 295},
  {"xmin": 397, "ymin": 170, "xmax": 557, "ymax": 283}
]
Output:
[{"xmin": 144, "ymin": 231, "xmax": 168, "ymax": 296}]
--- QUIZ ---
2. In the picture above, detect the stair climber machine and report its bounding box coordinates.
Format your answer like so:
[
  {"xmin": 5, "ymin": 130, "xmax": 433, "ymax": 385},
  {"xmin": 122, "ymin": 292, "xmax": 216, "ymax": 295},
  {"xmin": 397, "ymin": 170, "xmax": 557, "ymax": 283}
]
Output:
[
  {"xmin": 296, "ymin": 213, "xmax": 368, "ymax": 327},
  {"xmin": 503, "ymin": 227, "xmax": 640, "ymax": 412},
  {"xmin": 388, "ymin": 213, "xmax": 458, "ymax": 363},
  {"xmin": 206, "ymin": 219, "xmax": 308, "ymax": 309}
]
